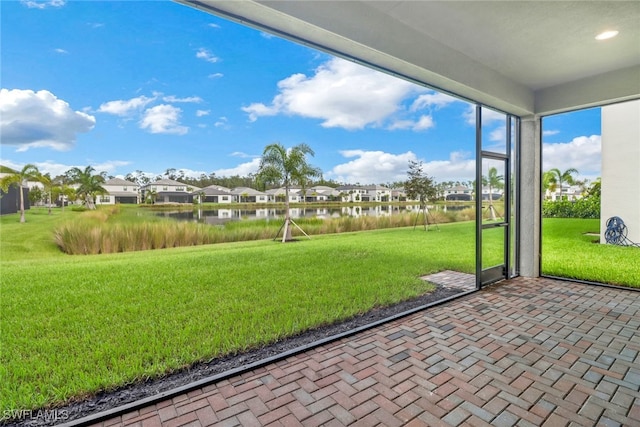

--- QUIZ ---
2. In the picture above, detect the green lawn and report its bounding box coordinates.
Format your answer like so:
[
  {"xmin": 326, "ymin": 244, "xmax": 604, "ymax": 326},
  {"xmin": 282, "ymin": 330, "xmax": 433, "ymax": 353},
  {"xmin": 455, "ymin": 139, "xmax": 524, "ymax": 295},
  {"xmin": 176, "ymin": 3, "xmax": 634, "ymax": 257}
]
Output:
[
  {"xmin": 0, "ymin": 208, "xmax": 475, "ymax": 412},
  {"xmin": 1, "ymin": 209, "xmax": 638, "ymax": 414},
  {"xmin": 542, "ymin": 218, "xmax": 640, "ymax": 286}
]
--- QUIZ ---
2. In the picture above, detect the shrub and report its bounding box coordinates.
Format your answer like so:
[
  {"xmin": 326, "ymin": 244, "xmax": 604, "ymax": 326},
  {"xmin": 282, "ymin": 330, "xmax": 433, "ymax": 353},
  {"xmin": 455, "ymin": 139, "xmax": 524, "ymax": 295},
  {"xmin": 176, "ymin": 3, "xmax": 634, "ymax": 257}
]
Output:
[{"xmin": 542, "ymin": 196, "xmax": 600, "ymax": 219}]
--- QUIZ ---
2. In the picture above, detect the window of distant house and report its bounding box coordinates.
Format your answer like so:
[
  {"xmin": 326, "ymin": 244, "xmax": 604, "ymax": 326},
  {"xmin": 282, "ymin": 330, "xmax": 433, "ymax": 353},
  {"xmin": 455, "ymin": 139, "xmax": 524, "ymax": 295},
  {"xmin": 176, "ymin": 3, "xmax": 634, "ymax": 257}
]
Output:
[
  {"xmin": 123, "ymin": 186, "xmax": 127, "ymax": 191},
  {"xmin": 176, "ymin": 186, "xmax": 184, "ymax": 191},
  {"xmin": 152, "ymin": 186, "xmax": 156, "ymax": 191},
  {"xmin": 100, "ymin": 196, "xmax": 110, "ymax": 202},
  {"xmin": 163, "ymin": 186, "xmax": 168, "ymax": 191}
]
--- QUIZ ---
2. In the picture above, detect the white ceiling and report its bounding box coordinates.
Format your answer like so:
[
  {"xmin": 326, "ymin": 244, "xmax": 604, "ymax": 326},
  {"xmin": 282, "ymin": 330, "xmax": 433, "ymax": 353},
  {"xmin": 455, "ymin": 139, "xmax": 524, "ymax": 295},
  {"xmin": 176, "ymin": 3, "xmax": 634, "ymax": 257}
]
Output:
[
  {"xmin": 366, "ymin": 1, "xmax": 639, "ymax": 91},
  {"xmin": 179, "ymin": 0, "xmax": 640, "ymax": 116}
]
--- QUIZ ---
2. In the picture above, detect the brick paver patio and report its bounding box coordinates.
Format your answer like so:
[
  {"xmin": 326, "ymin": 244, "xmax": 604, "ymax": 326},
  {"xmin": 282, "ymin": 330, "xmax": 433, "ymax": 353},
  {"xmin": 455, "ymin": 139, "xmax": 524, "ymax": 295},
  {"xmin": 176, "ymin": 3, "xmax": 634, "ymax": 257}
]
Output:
[{"xmin": 83, "ymin": 277, "xmax": 640, "ymax": 427}]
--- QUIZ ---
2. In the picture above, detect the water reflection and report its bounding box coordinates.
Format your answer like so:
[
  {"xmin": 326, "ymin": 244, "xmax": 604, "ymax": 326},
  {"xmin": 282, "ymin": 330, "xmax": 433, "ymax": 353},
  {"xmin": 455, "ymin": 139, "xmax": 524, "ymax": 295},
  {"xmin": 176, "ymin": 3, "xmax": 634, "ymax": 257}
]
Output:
[{"xmin": 158, "ymin": 204, "xmax": 471, "ymax": 224}]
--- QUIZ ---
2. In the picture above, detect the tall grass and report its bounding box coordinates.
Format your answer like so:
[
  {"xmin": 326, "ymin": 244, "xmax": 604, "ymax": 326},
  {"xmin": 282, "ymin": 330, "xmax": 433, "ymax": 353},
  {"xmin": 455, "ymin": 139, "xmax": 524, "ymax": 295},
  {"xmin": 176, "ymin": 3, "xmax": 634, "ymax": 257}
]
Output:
[{"xmin": 53, "ymin": 208, "xmax": 467, "ymax": 255}]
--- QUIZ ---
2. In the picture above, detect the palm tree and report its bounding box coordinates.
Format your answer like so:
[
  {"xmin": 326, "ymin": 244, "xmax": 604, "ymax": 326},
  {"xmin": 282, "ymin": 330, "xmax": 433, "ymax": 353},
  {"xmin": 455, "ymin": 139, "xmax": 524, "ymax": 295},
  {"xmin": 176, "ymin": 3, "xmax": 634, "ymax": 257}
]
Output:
[
  {"xmin": 36, "ymin": 172, "xmax": 56, "ymax": 215},
  {"xmin": 548, "ymin": 167, "xmax": 579, "ymax": 200},
  {"xmin": 0, "ymin": 164, "xmax": 40, "ymax": 223},
  {"xmin": 257, "ymin": 143, "xmax": 321, "ymax": 242},
  {"xmin": 144, "ymin": 189, "xmax": 157, "ymax": 204},
  {"xmin": 482, "ymin": 166, "xmax": 504, "ymax": 220},
  {"xmin": 66, "ymin": 166, "xmax": 106, "ymax": 210}
]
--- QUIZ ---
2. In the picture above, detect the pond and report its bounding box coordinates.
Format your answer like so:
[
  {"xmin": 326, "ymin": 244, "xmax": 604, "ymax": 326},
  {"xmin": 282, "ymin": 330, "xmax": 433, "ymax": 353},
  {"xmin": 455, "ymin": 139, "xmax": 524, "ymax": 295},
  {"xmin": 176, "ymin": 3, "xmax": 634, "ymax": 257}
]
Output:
[{"xmin": 157, "ymin": 204, "xmax": 471, "ymax": 225}]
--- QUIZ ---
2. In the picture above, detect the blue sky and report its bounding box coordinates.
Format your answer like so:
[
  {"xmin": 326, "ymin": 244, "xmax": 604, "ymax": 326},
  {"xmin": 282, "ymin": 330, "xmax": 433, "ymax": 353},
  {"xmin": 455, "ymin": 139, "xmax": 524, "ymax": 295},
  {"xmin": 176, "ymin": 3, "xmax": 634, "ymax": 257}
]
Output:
[{"xmin": 1, "ymin": 0, "xmax": 602, "ymax": 185}]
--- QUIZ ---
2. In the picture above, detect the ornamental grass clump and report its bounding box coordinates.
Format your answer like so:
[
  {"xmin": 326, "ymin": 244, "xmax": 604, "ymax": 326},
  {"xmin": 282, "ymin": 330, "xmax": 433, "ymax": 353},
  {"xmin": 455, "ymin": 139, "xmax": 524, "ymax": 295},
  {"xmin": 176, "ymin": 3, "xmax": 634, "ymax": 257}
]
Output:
[{"xmin": 54, "ymin": 221, "xmax": 220, "ymax": 255}]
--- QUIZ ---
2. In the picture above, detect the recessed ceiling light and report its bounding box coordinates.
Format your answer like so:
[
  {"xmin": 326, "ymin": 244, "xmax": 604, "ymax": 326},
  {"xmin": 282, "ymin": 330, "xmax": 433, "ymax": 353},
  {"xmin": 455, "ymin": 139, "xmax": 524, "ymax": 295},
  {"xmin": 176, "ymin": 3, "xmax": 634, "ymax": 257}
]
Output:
[{"xmin": 595, "ymin": 30, "xmax": 619, "ymax": 40}]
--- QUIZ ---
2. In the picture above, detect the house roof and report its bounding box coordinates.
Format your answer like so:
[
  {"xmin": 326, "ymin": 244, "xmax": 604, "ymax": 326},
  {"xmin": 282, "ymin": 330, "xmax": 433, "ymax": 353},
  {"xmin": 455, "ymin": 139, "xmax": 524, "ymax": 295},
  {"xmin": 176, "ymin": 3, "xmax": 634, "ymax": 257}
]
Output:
[
  {"xmin": 179, "ymin": 1, "xmax": 640, "ymax": 116},
  {"xmin": 446, "ymin": 186, "xmax": 472, "ymax": 192},
  {"xmin": 105, "ymin": 178, "xmax": 137, "ymax": 186},
  {"xmin": 201, "ymin": 184, "xmax": 231, "ymax": 192},
  {"xmin": 200, "ymin": 186, "xmax": 232, "ymax": 195},
  {"xmin": 231, "ymin": 187, "xmax": 266, "ymax": 196}
]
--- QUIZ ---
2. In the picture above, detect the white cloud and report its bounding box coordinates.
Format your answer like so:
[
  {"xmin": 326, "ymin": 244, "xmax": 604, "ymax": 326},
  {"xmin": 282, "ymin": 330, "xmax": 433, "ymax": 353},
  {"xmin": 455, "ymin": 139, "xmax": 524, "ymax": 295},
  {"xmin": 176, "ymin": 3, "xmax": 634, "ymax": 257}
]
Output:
[
  {"xmin": 92, "ymin": 160, "xmax": 132, "ymax": 173},
  {"xmin": 413, "ymin": 115, "xmax": 435, "ymax": 131},
  {"xmin": 208, "ymin": 23, "xmax": 220, "ymax": 29},
  {"xmin": 196, "ymin": 110, "xmax": 210, "ymax": 117},
  {"xmin": 213, "ymin": 158, "xmax": 261, "ymax": 177},
  {"xmin": 543, "ymin": 135, "xmax": 601, "ymax": 179},
  {"xmin": 326, "ymin": 149, "xmax": 477, "ymax": 184},
  {"xmin": 21, "ymin": 0, "xmax": 65, "ymax": 9},
  {"xmin": 98, "ymin": 95, "xmax": 155, "ymax": 116},
  {"xmin": 463, "ymin": 105, "xmax": 507, "ymax": 125},
  {"xmin": 214, "ymin": 117, "xmax": 229, "ymax": 129},
  {"xmin": 162, "ymin": 95, "xmax": 202, "ymax": 103},
  {"xmin": 0, "ymin": 159, "xmax": 130, "ymax": 177},
  {"xmin": 489, "ymin": 127, "xmax": 506, "ymax": 142},
  {"xmin": 543, "ymin": 129, "xmax": 560, "ymax": 136},
  {"xmin": 0, "ymin": 88, "xmax": 95, "ymax": 151},
  {"xmin": 208, "ymin": 73, "xmax": 224, "ymax": 79},
  {"xmin": 54, "ymin": 48, "xmax": 68, "ymax": 54},
  {"xmin": 230, "ymin": 151, "xmax": 254, "ymax": 158},
  {"xmin": 242, "ymin": 57, "xmax": 420, "ymax": 130},
  {"xmin": 243, "ymin": 103, "xmax": 278, "ymax": 121},
  {"xmin": 388, "ymin": 115, "xmax": 434, "ymax": 132},
  {"xmin": 411, "ymin": 91, "xmax": 460, "ymax": 110},
  {"xmin": 422, "ymin": 151, "xmax": 476, "ymax": 182},
  {"xmin": 327, "ymin": 150, "xmax": 418, "ymax": 184},
  {"xmin": 140, "ymin": 104, "xmax": 188, "ymax": 135},
  {"xmin": 196, "ymin": 48, "xmax": 219, "ymax": 63}
]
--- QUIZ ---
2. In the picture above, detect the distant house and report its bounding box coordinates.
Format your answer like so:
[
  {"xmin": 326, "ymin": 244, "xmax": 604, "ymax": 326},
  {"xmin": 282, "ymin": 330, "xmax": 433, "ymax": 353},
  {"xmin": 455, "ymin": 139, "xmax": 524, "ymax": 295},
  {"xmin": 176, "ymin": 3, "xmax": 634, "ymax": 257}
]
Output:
[
  {"xmin": 198, "ymin": 185, "xmax": 233, "ymax": 204},
  {"xmin": 545, "ymin": 185, "xmax": 583, "ymax": 201},
  {"xmin": 304, "ymin": 186, "xmax": 341, "ymax": 202},
  {"xmin": 265, "ymin": 187, "xmax": 303, "ymax": 203},
  {"xmin": 336, "ymin": 185, "xmax": 392, "ymax": 203},
  {"xmin": 97, "ymin": 178, "xmax": 139, "ymax": 205},
  {"xmin": 142, "ymin": 179, "xmax": 200, "ymax": 204},
  {"xmin": 390, "ymin": 188, "xmax": 408, "ymax": 202},
  {"xmin": 231, "ymin": 187, "xmax": 268, "ymax": 203},
  {"xmin": 336, "ymin": 185, "xmax": 391, "ymax": 202},
  {"xmin": 481, "ymin": 186, "xmax": 503, "ymax": 201},
  {"xmin": 444, "ymin": 185, "xmax": 473, "ymax": 201}
]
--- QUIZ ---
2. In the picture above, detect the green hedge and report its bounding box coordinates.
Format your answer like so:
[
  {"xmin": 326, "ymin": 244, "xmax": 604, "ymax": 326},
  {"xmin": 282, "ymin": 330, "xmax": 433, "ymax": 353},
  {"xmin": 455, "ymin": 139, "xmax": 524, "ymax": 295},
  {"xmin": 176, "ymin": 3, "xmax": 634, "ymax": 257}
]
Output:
[{"xmin": 542, "ymin": 196, "xmax": 600, "ymax": 219}]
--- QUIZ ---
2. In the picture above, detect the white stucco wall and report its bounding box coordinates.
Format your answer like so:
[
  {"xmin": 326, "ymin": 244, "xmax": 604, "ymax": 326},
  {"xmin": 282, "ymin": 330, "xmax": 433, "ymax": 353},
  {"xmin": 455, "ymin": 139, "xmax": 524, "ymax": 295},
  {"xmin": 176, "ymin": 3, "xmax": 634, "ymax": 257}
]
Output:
[{"xmin": 601, "ymin": 100, "xmax": 640, "ymax": 245}]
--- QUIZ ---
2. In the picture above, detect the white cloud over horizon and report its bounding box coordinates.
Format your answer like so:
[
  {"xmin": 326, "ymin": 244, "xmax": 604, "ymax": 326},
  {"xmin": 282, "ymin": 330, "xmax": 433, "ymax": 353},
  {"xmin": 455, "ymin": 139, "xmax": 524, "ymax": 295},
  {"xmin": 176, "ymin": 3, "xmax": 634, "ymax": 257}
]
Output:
[
  {"xmin": 0, "ymin": 88, "xmax": 96, "ymax": 151},
  {"xmin": 213, "ymin": 157, "xmax": 261, "ymax": 177},
  {"xmin": 99, "ymin": 94, "xmax": 193, "ymax": 135},
  {"xmin": 327, "ymin": 150, "xmax": 419, "ymax": 184},
  {"xmin": 242, "ymin": 57, "xmax": 425, "ymax": 130},
  {"xmin": 543, "ymin": 135, "xmax": 601, "ymax": 180},
  {"xmin": 140, "ymin": 104, "xmax": 188, "ymax": 135},
  {"xmin": 326, "ymin": 149, "xmax": 477, "ymax": 185},
  {"xmin": 0, "ymin": 159, "xmax": 130, "ymax": 177}
]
